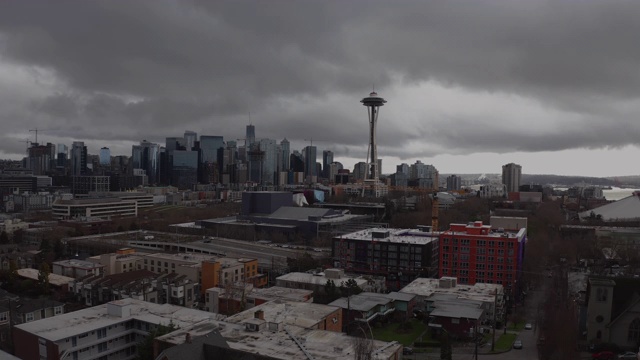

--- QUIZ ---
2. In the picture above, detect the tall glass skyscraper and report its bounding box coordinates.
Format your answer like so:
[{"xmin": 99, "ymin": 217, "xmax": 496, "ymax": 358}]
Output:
[
  {"xmin": 71, "ymin": 141, "xmax": 87, "ymax": 176},
  {"xmin": 260, "ymin": 138, "xmax": 277, "ymax": 185},
  {"xmin": 280, "ymin": 138, "xmax": 290, "ymax": 172},
  {"xmin": 99, "ymin": 147, "xmax": 111, "ymax": 165},
  {"xmin": 246, "ymin": 124, "xmax": 255, "ymax": 146},
  {"xmin": 303, "ymin": 146, "xmax": 317, "ymax": 178},
  {"xmin": 200, "ymin": 136, "xmax": 224, "ymax": 164},
  {"xmin": 183, "ymin": 131, "xmax": 197, "ymax": 151},
  {"xmin": 132, "ymin": 140, "xmax": 160, "ymax": 185},
  {"xmin": 322, "ymin": 150, "xmax": 333, "ymax": 178}
]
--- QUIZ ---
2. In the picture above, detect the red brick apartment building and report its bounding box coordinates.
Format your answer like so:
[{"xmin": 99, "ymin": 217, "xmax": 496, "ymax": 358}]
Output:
[{"xmin": 439, "ymin": 221, "xmax": 526, "ymax": 290}]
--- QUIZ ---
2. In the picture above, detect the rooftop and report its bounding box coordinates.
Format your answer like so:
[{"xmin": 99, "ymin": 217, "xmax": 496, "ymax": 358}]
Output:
[
  {"xmin": 579, "ymin": 193, "xmax": 640, "ymax": 221},
  {"xmin": 225, "ymin": 300, "xmax": 340, "ymax": 330},
  {"xmin": 159, "ymin": 322, "xmax": 401, "ymax": 360},
  {"xmin": 14, "ymin": 298, "xmax": 222, "ymax": 342},
  {"xmin": 249, "ymin": 286, "xmax": 313, "ymax": 302},
  {"xmin": 400, "ymin": 278, "xmax": 503, "ymax": 303},
  {"xmin": 16, "ymin": 268, "xmax": 74, "ymax": 286},
  {"xmin": 276, "ymin": 272, "xmax": 369, "ymax": 287},
  {"xmin": 329, "ymin": 292, "xmax": 393, "ymax": 312},
  {"xmin": 53, "ymin": 259, "xmax": 104, "ymax": 269},
  {"xmin": 336, "ymin": 228, "xmax": 439, "ymax": 245}
]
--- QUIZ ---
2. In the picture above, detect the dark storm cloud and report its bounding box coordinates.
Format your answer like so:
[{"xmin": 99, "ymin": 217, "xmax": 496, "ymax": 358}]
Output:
[{"xmin": 1, "ymin": 0, "xmax": 640, "ymax": 160}]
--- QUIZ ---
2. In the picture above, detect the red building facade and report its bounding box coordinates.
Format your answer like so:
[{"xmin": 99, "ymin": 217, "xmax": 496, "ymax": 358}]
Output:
[{"xmin": 439, "ymin": 221, "xmax": 526, "ymax": 289}]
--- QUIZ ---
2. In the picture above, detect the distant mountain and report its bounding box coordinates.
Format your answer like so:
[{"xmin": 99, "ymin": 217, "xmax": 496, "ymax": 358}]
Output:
[{"xmin": 442, "ymin": 173, "xmax": 640, "ymax": 187}]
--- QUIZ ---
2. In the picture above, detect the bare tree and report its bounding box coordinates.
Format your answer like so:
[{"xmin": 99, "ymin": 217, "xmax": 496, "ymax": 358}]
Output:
[{"xmin": 352, "ymin": 326, "xmax": 374, "ymax": 360}]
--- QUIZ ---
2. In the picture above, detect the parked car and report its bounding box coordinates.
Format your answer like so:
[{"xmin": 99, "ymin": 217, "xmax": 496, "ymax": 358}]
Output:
[
  {"xmin": 525, "ymin": 323, "xmax": 533, "ymax": 330},
  {"xmin": 513, "ymin": 340, "xmax": 523, "ymax": 349},
  {"xmin": 403, "ymin": 347, "xmax": 413, "ymax": 355},
  {"xmin": 618, "ymin": 352, "xmax": 638, "ymax": 360},
  {"xmin": 591, "ymin": 351, "xmax": 615, "ymax": 360}
]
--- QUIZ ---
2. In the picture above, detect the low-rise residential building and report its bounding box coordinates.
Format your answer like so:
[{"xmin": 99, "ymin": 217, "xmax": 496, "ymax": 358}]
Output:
[
  {"xmin": 88, "ymin": 250, "xmax": 266, "ymax": 296},
  {"xmin": 329, "ymin": 291, "xmax": 417, "ymax": 326},
  {"xmin": 72, "ymin": 270, "xmax": 198, "ymax": 308},
  {"xmin": 332, "ymin": 228, "xmax": 440, "ymax": 290},
  {"xmin": 205, "ymin": 285, "xmax": 313, "ymax": 315},
  {"xmin": 225, "ymin": 300, "xmax": 343, "ymax": 333},
  {"xmin": 87, "ymin": 248, "xmax": 142, "ymax": 275},
  {"xmin": 52, "ymin": 259, "xmax": 104, "ymax": 279},
  {"xmin": 15, "ymin": 298, "xmax": 65, "ymax": 324},
  {"xmin": 155, "ymin": 320, "xmax": 403, "ymax": 360},
  {"xmin": 13, "ymin": 295, "xmax": 401, "ymax": 360},
  {"xmin": 276, "ymin": 268, "xmax": 386, "ymax": 296},
  {"xmin": 16, "ymin": 268, "xmax": 74, "ymax": 292},
  {"xmin": 13, "ymin": 298, "xmax": 224, "ymax": 360},
  {"xmin": 400, "ymin": 276, "xmax": 504, "ymax": 323}
]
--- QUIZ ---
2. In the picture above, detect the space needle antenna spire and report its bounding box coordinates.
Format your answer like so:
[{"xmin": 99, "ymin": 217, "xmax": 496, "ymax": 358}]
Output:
[{"xmin": 361, "ymin": 90, "xmax": 387, "ymax": 182}]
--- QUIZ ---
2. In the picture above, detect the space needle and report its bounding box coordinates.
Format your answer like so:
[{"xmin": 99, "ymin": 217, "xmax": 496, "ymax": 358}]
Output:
[{"xmin": 361, "ymin": 91, "xmax": 387, "ymax": 183}]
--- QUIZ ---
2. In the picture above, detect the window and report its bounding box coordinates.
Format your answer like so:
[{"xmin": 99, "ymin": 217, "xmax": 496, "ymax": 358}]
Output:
[
  {"xmin": 54, "ymin": 306, "xmax": 63, "ymax": 315},
  {"xmin": 0, "ymin": 312, "xmax": 7, "ymax": 323},
  {"xmin": 25, "ymin": 313, "xmax": 34, "ymax": 322},
  {"xmin": 629, "ymin": 319, "xmax": 640, "ymax": 342},
  {"xmin": 596, "ymin": 288, "xmax": 608, "ymax": 302},
  {"xmin": 451, "ymin": 318, "xmax": 460, "ymax": 324}
]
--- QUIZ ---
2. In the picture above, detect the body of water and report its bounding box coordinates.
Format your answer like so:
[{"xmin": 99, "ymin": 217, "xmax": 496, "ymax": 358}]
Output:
[{"xmin": 603, "ymin": 187, "xmax": 639, "ymax": 201}]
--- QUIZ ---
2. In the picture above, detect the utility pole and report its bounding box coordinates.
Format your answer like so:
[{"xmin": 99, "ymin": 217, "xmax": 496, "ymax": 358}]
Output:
[
  {"xmin": 475, "ymin": 319, "xmax": 478, "ymax": 360},
  {"xmin": 492, "ymin": 289, "xmax": 497, "ymax": 351}
]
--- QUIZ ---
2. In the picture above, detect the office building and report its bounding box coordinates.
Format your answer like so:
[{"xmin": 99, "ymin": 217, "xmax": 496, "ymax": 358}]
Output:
[
  {"xmin": 183, "ymin": 131, "xmax": 197, "ymax": 150},
  {"xmin": 132, "ymin": 140, "xmax": 160, "ymax": 185},
  {"xmin": 245, "ymin": 124, "xmax": 255, "ymax": 145},
  {"xmin": 71, "ymin": 142, "xmax": 87, "ymax": 176},
  {"xmin": 303, "ymin": 145, "xmax": 317, "ymax": 180},
  {"xmin": 502, "ymin": 162, "xmax": 522, "ymax": 193},
  {"xmin": 259, "ymin": 138, "xmax": 277, "ymax": 185},
  {"xmin": 99, "ymin": 147, "xmax": 111, "ymax": 166},
  {"xmin": 52, "ymin": 197, "xmax": 138, "ymax": 220},
  {"xmin": 322, "ymin": 150, "xmax": 333, "ymax": 178},
  {"xmin": 279, "ymin": 138, "xmax": 290, "ymax": 172}
]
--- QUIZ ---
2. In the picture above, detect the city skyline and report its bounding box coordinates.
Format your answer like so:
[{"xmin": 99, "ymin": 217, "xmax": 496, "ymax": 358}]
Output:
[{"xmin": 0, "ymin": 1, "xmax": 639, "ymax": 177}]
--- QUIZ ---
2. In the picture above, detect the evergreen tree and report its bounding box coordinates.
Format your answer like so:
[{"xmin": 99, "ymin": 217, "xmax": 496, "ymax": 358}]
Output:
[
  {"xmin": 38, "ymin": 263, "xmax": 51, "ymax": 293},
  {"xmin": 340, "ymin": 278, "xmax": 363, "ymax": 297}
]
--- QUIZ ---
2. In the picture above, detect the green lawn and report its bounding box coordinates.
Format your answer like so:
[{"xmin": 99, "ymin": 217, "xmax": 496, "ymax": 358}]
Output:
[
  {"xmin": 372, "ymin": 319, "xmax": 427, "ymax": 346},
  {"xmin": 508, "ymin": 320, "xmax": 527, "ymax": 331},
  {"xmin": 493, "ymin": 333, "xmax": 517, "ymax": 352}
]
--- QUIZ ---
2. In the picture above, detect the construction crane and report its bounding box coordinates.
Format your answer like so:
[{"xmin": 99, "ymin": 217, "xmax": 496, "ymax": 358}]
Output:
[
  {"xmin": 21, "ymin": 139, "xmax": 31, "ymax": 153},
  {"xmin": 431, "ymin": 191, "xmax": 439, "ymax": 231},
  {"xmin": 29, "ymin": 128, "xmax": 42, "ymax": 144}
]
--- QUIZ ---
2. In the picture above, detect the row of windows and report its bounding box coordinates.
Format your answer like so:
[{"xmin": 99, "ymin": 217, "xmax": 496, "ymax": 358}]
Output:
[{"xmin": 442, "ymin": 238, "xmax": 516, "ymax": 248}]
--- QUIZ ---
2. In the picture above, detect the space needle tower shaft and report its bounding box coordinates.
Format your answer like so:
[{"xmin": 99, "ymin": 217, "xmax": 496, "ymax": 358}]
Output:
[{"xmin": 361, "ymin": 91, "xmax": 387, "ymax": 181}]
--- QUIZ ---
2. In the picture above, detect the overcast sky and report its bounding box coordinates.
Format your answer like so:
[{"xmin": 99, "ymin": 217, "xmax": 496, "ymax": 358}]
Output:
[{"xmin": 1, "ymin": 1, "xmax": 639, "ymax": 177}]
